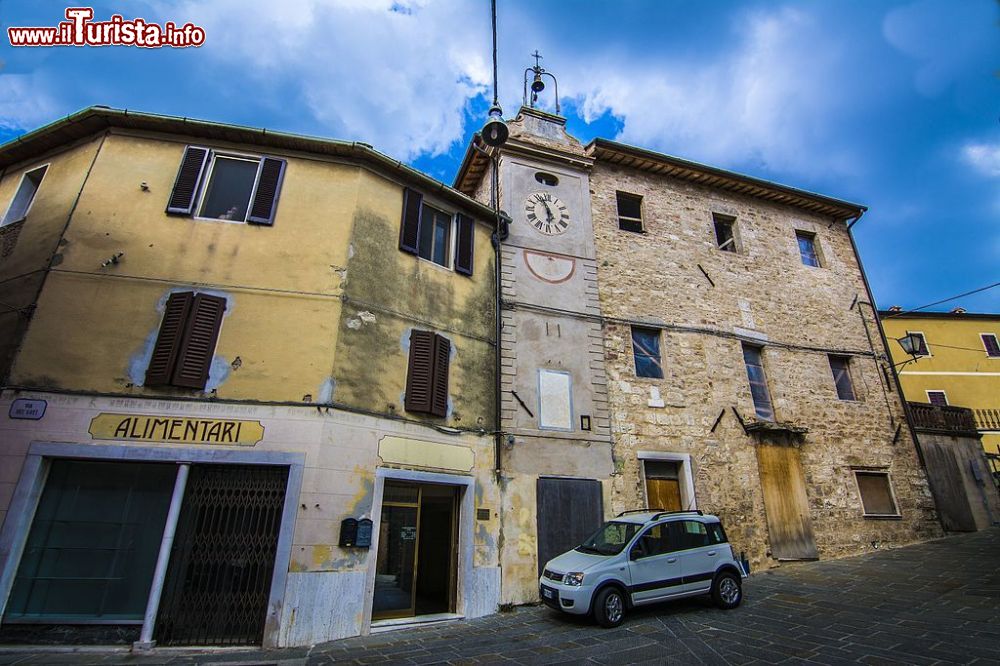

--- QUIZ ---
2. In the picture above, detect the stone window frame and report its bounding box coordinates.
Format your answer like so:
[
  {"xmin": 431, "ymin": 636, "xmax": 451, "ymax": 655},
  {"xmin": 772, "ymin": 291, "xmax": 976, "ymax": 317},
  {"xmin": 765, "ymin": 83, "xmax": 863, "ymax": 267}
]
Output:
[
  {"xmin": 851, "ymin": 468, "xmax": 901, "ymax": 519},
  {"xmin": 711, "ymin": 212, "xmax": 741, "ymax": 254},
  {"xmin": 794, "ymin": 229, "xmax": 824, "ymax": 268},
  {"xmin": 638, "ymin": 451, "xmax": 697, "ymax": 512}
]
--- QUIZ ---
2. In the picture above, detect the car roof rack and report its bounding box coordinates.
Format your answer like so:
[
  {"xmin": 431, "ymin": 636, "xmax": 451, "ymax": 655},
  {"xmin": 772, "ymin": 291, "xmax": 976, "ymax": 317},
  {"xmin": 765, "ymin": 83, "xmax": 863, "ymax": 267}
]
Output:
[
  {"xmin": 616, "ymin": 508, "xmax": 656, "ymax": 517},
  {"xmin": 651, "ymin": 510, "xmax": 704, "ymax": 520}
]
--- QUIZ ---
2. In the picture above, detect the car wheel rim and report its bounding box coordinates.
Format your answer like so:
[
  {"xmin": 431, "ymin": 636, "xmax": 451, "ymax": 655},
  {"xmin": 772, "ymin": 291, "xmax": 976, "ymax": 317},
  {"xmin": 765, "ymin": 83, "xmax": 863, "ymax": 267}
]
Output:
[
  {"xmin": 719, "ymin": 578, "xmax": 740, "ymax": 604},
  {"xmin": 605, "ymin": 593, "xmax": 623, "ymax": 623}
]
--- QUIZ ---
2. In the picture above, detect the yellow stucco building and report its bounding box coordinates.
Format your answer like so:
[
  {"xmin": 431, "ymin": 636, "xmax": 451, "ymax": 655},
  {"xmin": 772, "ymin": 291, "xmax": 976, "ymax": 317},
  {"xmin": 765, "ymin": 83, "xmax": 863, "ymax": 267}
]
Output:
[
  {"xmin": 881, "ymin": 309, "xmax": 1000, "ymax": 454},
  {"xmin": 0, "ymin": 107, "xmax": 502, "ymax": 647}
]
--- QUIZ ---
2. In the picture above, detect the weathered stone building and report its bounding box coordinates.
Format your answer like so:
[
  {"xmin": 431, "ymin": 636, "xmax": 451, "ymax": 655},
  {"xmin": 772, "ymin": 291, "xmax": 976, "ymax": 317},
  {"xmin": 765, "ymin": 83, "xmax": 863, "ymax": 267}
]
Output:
[{"xmin": 457, "ymin": 101, "xmax": 942, "ymax": 590}]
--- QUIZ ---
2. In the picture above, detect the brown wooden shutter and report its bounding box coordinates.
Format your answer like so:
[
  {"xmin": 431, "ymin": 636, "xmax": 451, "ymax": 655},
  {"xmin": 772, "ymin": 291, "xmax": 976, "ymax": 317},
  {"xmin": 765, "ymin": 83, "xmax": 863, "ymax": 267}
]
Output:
[
  {"xmin": 430, "ymin": 334, "xmax": 451, "ymax": 417},
  {"xmin": 145, "ymin": 292, "xmax": 194, "ymax": 387},
  {"xmin": 404, "ymin": 329, "xmax": 434, "ymax": 413},
  {"xmin": 170, "ymin": 294, "xmax": 227, "ymax": 389},
  {"xmin": 166, "ymin": 147, "xmax": 209, "ymax": 215},
  {"xmin": 454, "ymin": 213, "xmax": 474, "ymax": 276},
  {"xmin": 247, "ymin": 157, "xmax": 286, "ymax": 225},
  {"xmin": 398, "ymin": 188, "xmax": 422, "ymax": 254}
]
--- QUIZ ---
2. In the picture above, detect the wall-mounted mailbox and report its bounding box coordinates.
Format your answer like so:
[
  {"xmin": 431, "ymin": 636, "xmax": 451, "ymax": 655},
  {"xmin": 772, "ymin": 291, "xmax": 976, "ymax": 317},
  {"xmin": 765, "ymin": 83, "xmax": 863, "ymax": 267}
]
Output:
[
  {"xmin": 339, "ymin": 517, "xmax": 373, "ymax": 548},
  {"xmin": 355, "ymin": 518, "xmax": 373, "ymax": 547}
]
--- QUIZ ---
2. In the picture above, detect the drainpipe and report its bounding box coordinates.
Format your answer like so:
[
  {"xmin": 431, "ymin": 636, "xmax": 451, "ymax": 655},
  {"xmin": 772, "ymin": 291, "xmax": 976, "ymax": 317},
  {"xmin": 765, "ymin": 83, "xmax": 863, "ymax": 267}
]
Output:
[
  {"xmin": 845, "ymin": 214, "xmax": 938, "ymax": 516},
  {"xmin": 134, "ymin": 462, "xmax": 190, "ymax": 650},
  {"xmin": 491, "ymin": 150, "xmax": 504, "ymax": 481}
]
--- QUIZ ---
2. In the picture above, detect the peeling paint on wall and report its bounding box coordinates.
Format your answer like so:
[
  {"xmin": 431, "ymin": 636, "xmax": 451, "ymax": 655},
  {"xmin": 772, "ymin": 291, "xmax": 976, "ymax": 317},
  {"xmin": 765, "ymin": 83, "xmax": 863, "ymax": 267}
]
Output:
[{"xmin": 318, "ymin": 377, "xmax": 335, "ymax": 404}]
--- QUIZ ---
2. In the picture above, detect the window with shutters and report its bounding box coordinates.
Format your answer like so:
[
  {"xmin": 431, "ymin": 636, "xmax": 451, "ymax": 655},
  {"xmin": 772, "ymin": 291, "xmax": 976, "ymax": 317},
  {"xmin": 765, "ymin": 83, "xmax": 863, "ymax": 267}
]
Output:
[
  {"xmin": 404, "ymin": 329, "xmax": 451, "ymax": 417},
  {"xmin": 165, "ymin": 146, "xmax": 285, "ymax": 225},
  {"xmin": 854, "ymin": 471, "xmax": 900, "ymax": 518},
  {"xmin": 981, "ymin": 333, "xmax": 1000, "ymax": 358},
  {"xmin": 2, "ymin": 164, "xmax": 48, "ymax": 227},
  {"xmin": 398, "ymin": 188, "xmax": 475, "ymax": 276},
  {"xmin": 829, "ymin": 355, "xmax": 857, "ymax": 401},
  {"xmin": 145, "ymin": 291, "xmax": 227, "ymax": 390}
]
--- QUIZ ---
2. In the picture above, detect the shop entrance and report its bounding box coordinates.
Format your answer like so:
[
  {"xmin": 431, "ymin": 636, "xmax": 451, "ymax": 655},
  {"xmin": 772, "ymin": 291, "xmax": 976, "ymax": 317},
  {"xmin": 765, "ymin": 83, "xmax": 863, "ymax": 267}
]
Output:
[{"xmin": 372, "ymin": 482, "xmax": 458, "ymax": 620}]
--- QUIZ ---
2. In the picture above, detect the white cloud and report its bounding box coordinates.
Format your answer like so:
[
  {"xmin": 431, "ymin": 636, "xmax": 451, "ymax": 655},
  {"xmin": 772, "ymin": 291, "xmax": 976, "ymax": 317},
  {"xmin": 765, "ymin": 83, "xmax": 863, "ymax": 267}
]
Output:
[
  {"xmin": 0, "ymin": 73, "xmax": 61, "ymax": 131},
  {"xmin": 553, "ymin": 7, "xmax": 858, "ymax": 177},
  {"xmin": 158, "ymin": 0, "xmax": 492, "ymax": 160},
  {"xmin": 961, "ymin": 142, "xmax": 1000, "ymax": 178}
]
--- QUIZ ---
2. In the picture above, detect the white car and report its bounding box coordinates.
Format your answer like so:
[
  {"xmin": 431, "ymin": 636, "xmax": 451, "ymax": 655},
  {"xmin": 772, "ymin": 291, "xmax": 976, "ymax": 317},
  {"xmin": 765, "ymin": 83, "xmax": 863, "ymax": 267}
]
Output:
[{"xmin": 538, "ymin": 510, "xmax": 747, "ymax": 627}]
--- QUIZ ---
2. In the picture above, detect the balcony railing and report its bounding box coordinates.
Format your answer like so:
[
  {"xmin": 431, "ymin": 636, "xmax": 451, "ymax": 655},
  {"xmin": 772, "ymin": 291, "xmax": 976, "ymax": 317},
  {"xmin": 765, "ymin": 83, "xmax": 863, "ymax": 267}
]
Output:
[
  {"xmin": 976, "ymin": 408, "xmax": 1000, "ymax": 431},
  {"xmin": 908, "ymin": 402, "xmax": 979, "ymax": 435}
]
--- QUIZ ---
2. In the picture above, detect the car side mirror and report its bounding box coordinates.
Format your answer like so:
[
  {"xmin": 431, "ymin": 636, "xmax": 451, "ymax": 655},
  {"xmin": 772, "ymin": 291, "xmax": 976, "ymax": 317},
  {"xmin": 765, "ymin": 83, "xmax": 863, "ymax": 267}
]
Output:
[{"xmin": 629, "ymin": 547, "xmax": 642, "ymax": 561}]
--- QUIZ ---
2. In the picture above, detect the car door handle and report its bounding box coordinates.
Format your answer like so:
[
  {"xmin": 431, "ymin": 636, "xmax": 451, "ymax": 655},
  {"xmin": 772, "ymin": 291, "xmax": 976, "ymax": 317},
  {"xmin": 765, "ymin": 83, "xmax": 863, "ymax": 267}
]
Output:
[
  {"xmin": 666, "ymin": 557, "xmax": 678, "ymax": 563},
  {"xmin": 707, "ymin": 551, "xmax": 717, "ymax": 556}
]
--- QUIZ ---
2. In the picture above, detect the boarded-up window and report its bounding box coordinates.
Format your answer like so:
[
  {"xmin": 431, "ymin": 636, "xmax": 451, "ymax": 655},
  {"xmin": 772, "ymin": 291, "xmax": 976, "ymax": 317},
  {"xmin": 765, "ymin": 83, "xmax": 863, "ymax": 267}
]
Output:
[
  {"xmin": 538, "ymin": 369, "xmax": 572, "ymax": 430},
  {"xmin": 616, "ymin": 191, "xmax": 643, "ymax": 233},
  {"xmin": 855, "ymin": 471, "xmax": 899, "ymax": 517},
  {"xmin": 829, "ymin": 355, "xmax": 856, "ymax": 401},
  {"xmin": 404, "ymin": 330, "xmax": 450, "ymax": 418},
  {"xmin": 644, "ymin": 460, "xmax": 681, "ymax": 511},
  {"xmin": 166, "ymin": 146, "xmax": 285, "ymax": 225},
  {"xmin": 145, "ymin": 292, "xmax": 226, "ymax": 390}
]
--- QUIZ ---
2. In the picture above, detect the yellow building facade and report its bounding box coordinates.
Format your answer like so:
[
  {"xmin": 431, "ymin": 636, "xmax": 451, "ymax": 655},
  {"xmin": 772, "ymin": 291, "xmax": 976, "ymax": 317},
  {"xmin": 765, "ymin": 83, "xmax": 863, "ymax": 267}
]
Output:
[
  {"xmin": 0, "ymin": 108, "xmax": 501, "ymax": 647},
  {"xmin": 881, "ymin": 310, "xmax": 1000, "ymax": 453}
]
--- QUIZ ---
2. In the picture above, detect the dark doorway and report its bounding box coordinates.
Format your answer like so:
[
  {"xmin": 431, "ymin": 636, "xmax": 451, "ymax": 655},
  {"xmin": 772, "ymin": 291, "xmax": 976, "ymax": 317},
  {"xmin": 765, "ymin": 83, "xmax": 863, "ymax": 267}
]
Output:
[
  {"xmin": 154, "ymin": 464, "xmax": 289, "ymax": 646},
  {"xmin": 536, "ymin": 477, "xmax": 604, "ymax": 576},
  {"xmin": 372, "ymin": 482, "xmax": 458, "ymax": 620}
]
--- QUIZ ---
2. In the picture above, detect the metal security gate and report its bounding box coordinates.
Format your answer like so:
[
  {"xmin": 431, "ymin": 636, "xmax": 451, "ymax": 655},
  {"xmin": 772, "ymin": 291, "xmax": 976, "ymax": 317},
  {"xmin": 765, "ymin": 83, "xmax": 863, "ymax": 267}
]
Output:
[
  {"xmin": 155, "ymin": 464, "xmax": 288, "ymax": 646},
  {"xmin": 536, "ymin": 477, "xmax": 603, "ymax": 576}
]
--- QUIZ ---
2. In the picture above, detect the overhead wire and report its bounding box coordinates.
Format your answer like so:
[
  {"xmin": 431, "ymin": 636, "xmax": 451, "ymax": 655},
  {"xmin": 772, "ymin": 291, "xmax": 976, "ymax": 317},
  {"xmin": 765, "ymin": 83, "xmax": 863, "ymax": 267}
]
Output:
[{"xmin": 881, "ymin": 281, "xmax": 1000, "ymax": 318}]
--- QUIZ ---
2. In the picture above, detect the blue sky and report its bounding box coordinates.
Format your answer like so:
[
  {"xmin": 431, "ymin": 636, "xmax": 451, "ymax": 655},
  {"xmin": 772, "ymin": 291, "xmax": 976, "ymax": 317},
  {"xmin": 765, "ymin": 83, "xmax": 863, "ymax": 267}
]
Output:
[{"xmin": 0, "ymin": 0, "xmax": 997, "ymax": 312}]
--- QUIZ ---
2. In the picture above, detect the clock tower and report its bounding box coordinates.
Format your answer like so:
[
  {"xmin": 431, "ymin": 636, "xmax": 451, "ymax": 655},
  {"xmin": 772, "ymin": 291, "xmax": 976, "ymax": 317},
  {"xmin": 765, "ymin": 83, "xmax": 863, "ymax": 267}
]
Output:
[{"xmin": 456, "ymin": 65, "xmax": 613, "ymax": 604}]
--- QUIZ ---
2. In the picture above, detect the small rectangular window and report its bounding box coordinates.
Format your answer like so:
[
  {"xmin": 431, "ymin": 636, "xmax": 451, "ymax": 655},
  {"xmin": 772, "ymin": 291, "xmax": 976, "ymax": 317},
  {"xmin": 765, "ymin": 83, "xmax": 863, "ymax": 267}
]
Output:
[
  {"xmin": 631, "ymin": 327, "xmax": 663, "ymax": 379},
  {"xmin": 742, "ymin": 343, "xmax": 774, "ymax": 421},
  {"xmin": 2, "ymin": 165, "xmax": 48, "ymax": 226},
  {"xmin": 982, "ymin": 334, "xmax": 1000, "ymax": 358},
  {"xmin": 829, "ymin": 355, "xmax": 856, "ymax": 401},
  {"xmin": 713, "ymin": 214, "xmax": 736, "ymax": 252},
  {"xmin": 200, "ymin": 156, "xmax": 260, "ymax": 221},
  {"xmin": 926, "ymin": 390, "xmax": 948, "ymax": 406},
  {"xmin": 418, "ymin": 204, "xmax": 453, "ymax": 267},
  {"xmin": 855, "ymin": 471, "xmax": 899, "ymax": 517},
  {"xmin": 796, "ymin": 231, "xmax": 820, "ymax": 267},
  {"xmin": 616, "ymin": 191, "xmax": 643, "ymax": 233}
]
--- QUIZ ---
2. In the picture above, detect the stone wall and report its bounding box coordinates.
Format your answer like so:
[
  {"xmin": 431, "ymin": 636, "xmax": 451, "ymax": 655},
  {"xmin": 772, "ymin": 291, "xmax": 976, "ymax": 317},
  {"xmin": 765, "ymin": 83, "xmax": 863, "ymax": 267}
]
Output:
[{"xmin": 590, "ymin": 162, "xmax": 942, "ymax": 571}]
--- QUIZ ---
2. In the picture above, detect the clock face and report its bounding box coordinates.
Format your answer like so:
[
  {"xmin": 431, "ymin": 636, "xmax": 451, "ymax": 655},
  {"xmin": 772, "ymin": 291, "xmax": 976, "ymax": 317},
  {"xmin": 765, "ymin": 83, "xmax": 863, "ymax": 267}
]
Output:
[{"xmin": 524, "ymin": 191, "xmax": 570, "ymax": 235}]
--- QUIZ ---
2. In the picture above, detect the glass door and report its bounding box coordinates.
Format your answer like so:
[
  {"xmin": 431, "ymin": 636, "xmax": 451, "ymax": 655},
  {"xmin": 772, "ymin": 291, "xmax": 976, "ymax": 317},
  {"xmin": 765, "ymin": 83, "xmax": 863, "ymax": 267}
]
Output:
[{"xmin": 372, "ymin": 483, "xmax": 420, "ymax": 619}]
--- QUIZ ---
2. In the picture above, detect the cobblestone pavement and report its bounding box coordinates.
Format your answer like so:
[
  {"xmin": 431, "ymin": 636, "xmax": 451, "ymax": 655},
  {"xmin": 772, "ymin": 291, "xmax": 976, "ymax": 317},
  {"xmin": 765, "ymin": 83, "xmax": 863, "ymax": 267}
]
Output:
[{"xmin": 3, "ymin": 529, "xmax": 999, "ymax": 665}]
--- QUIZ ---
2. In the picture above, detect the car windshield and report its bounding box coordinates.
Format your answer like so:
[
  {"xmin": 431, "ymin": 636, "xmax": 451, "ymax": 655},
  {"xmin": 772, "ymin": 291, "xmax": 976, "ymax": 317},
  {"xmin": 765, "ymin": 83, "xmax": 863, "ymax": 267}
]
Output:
[{"xmin": 576, "ymin": 521, "xmax": 641, "ymax": 556}]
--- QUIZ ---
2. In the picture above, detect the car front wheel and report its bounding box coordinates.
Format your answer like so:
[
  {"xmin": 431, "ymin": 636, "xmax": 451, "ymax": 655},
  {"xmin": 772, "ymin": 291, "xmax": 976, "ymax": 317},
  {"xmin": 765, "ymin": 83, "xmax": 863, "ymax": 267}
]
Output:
[
  {"xmin": 593, "ymin": 586, "xmax": 626, "ymax": 628},
  {"xmin": 711, "ymin": 571, "xmax": 742, "ymax": 609}
]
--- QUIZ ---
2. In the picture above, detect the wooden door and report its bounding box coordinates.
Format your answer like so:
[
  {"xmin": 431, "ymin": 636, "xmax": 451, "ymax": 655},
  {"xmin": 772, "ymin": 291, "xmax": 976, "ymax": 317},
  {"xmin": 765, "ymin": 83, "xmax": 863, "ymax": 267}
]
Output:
[
  {"xmin": 646, "ymin": 478, "xmax": 682, "ymax": 511},
  {"xmin": 756, "ymin": 444, "xmax": 817, "ymax": 560},
  {"xmin": 536, "ymin": 478, "xmax": 603, "ymax": 576}
]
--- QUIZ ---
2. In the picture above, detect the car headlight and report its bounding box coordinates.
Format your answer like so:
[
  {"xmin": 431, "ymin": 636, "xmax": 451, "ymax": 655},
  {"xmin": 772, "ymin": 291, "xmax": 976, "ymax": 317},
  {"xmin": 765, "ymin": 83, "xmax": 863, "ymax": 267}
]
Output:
[{"xmin": 564, "ymin": 572, "xmax": 585, "ymax": 586}]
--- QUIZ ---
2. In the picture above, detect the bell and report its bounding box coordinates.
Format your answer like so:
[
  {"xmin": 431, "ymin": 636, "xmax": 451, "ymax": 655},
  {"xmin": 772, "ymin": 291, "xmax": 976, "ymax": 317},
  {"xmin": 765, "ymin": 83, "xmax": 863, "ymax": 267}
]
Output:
[
  {"xmin": 531, "ymin": 72, "xmax": 545, "ymax": 93},
  {"xmin": 481, "ymin": 105, "xmax": 509, "ymax": 147}
]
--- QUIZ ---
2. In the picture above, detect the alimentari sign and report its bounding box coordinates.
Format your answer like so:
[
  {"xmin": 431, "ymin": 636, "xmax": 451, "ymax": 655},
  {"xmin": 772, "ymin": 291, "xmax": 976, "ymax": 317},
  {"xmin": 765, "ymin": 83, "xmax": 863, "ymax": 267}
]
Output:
[{"xmin": 89, "ymin": 413, "xmax": 264, "ymax": 446}]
